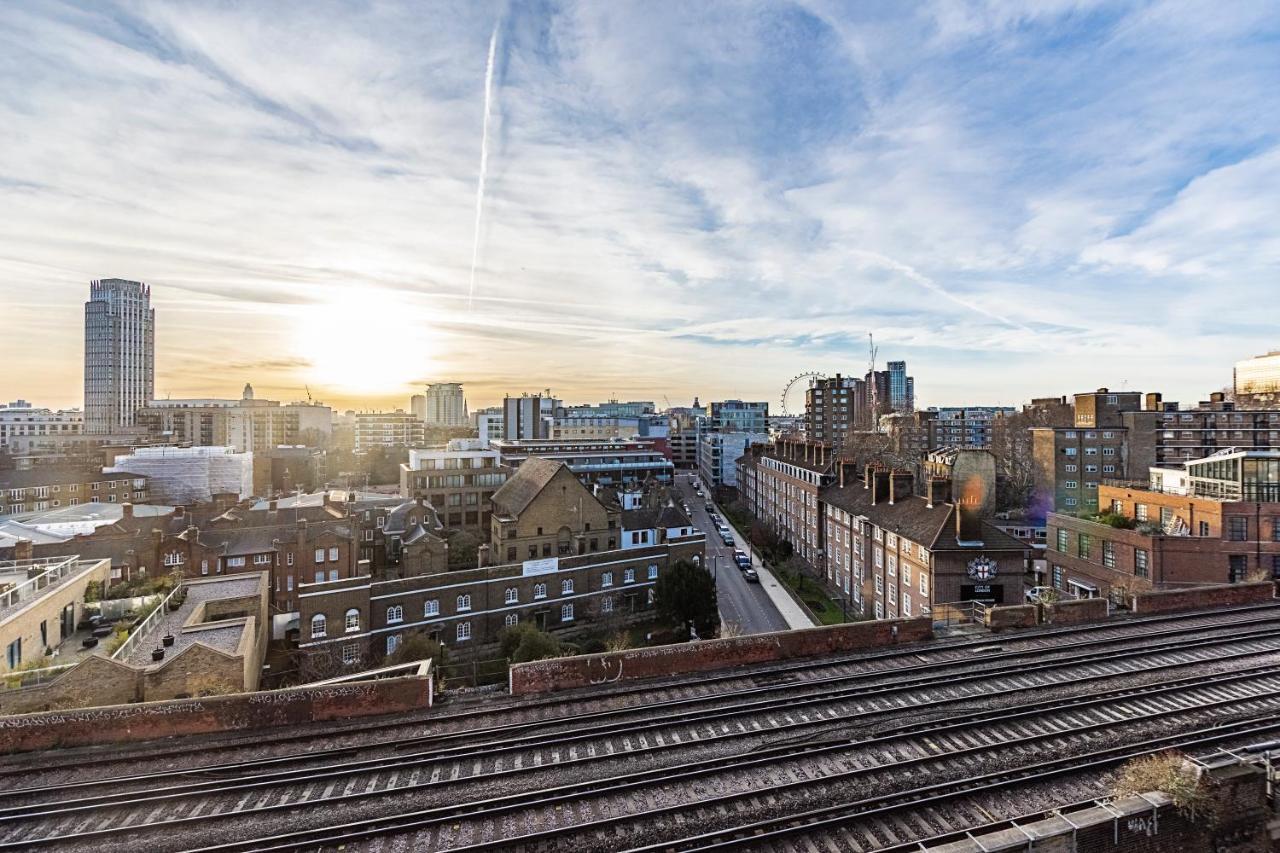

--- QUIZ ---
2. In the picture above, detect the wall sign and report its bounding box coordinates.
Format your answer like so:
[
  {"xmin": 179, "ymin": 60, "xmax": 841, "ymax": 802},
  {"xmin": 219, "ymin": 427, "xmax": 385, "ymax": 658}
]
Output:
[{"xmin": 966, "ymin": 556, "xmax": 998, "ymax": 581}]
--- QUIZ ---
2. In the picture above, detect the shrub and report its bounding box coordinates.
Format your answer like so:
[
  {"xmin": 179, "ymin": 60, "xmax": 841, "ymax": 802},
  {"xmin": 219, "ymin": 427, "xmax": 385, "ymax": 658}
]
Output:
[
  {"xmin": 498, "ymin": 623, "xmax": 564, "ymax": 663},
  {"xmin": 1113, "ymin": 752, "xmax": 1212, "ymax": 820}
]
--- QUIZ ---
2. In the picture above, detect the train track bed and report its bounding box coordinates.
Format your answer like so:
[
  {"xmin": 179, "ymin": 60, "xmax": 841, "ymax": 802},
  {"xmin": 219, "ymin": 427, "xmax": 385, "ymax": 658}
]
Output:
[
  {"xmin": 7, "ymin": 616, "xmax": 1280, "ymax": 852},
  {"xmin": 5, "ymin": 601, "xmax": 1280, "ymax": 790}
]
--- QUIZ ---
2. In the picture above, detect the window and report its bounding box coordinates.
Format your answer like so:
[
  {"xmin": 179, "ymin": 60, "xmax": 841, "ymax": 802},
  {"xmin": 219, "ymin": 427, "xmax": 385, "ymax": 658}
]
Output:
[
  {"xmin": 1064, "ymin": 481, "xmax": 1078, "ymax": 490},
  {"xmin": 344, "ymin": 608, "xmax": 360, "ymax": 633},
  {"xmin": 329, "ymin": 547, "xmax": 339, "ymax": 562},
  {"xmin": 1078, "ymin": 534, "xmax": 1091, "ymax": 559},
  {"xmin": 1065, "ymin": 498, "xmax": 1078, "ymax": 507},
  {"xmin": 1135, "ymin": 548, "xmax": 1149, "ymax": 578},
  {"xmin": 1103, "ymin": 465, "xmax": 1115, "ymax": 474},
  {"xmin": 386, "ymin": 605, "xmax": 404, "ymax": 624},
  {"xmin": 1111, "ymin": 500, "xmax": 1125, "ymax": 514},
  {"xmin": 1274, "ymin": 519, "xmax": 1280, "ymax": 542},
  {"xmin": 1056, "ymin": 529, "xmax": 1069, "ymax": 552},
  {"xmin": 386, "ymin": 635, "xmax": 401, "ymax": 656},
  {"xmin": 311, "ymin": 614, "xmax": 327, "ymax": 638},
  {"xmin": 901, "ymin": 595, "xmax": 911, "ymax": 617},
  {"xmin": 648, "ymin": 564, "xmax": 658, "ymax": 580},
  {"xmin": 1228, "ymin": 517, "xmax": 1248, "ymax": 541},
  {"xmin": 376, "ymin": 516, "xmax": 385, "ymax": 528},
  {"xmin": 602, "ymin": 571, "xmax": 614, "ymax": 587},
  {"xmin": 561, "ymin": 603, "xmax": 574, "ymax": 622},
  {"xmin": 1135, "ymin": 504, "xmax": 1148, "ymax": 521},
  {"xmin": 504, "ymin": 612, "xmax": 519, "ymax": 627},
  {"xmin": 314, "ymin": 548, "xmax": 325, "ymax": 564},
  {"xmin": 456, "ymin": 621, "xmax": 471, "ymax": 642},
  {"xmin": 875, "ymin": 602, "xmax": 883, "ymax": 619},
  {"xmin": 200, "ymin": 559, "xmax": 209, "ymax": 576},
  {"xmin": 887, "ymin": 556, "xmax": 897, "ymax": 577},
  {"xmin": 1199, "ymin": 521, "xmax": 1211, "ymax": 537},
  {"xmin": 1229, "ymin": 555, "xmax": 1248, "ymax": 584},
  {"xmin": 341, "ymin": 643, "xmax": 360, "ymax": 665},
  {"xmin": 457, "ymin": 594, "xmax": 472, "ymax": 612},
  {"xmin": 329, "ymin": 568, "xmax": 338, "ymax": 582},
  {"xmin": 254, "ymin": 553, "xmax": 271, "ymax": 565},
  {"xmin": 1065, "ymin": 464, "xmax": 1078, "ymax": 473},
  {"xmin": 424, "ymin": 599, "xmax": 439, "ymax": 617},
  {"xmin": 875, "ymin": 575, "xmax": 883, "ymax": 594},
  {"xmin": 227, "ymin": 556, "xmax": 246, "ymax": 568},
  {"xmin": 1052, "ymin": 565, "xmax": 1064, "ymax": 589},
  {"xmin": 919, "ymin": 574, "xmax": 928, "ymax": 596},
  {"xmin": 287, "ymin": 551, "xmax": 295, "ymax": 566},
  {"xmin": 1084, "ymin": 447, "xmax": 1098, "ymax": 456},
  {"xmin": 163, "ymin": 552, "xmax": 184, "ymax": 567},
  {"xmin": 561, "ymin": 579, "xmax": 574, "ymax": 595},
  {"xmin": 624, "ymin": 567, "xmax": 636, "ymax": 583},
  {"xmin": 534, "ymin": 583, "xmax": 547, "ymax": 599},
  {"xmin": 1102, "ymin": 540, "xmax": 1116, "ymax": 568},
  {"xmin": 504, "ymin": 587, "xmax": 518, "ymax": 604},
  {"xmin": 315, "ymin": 570, "xmax": 325, "ymax": 583},
  {"xmin": 1064, "ymin": 447, "xmax": 1077, "ymax": 457},
  {"xmin": 287, "ymin": 575, "xmax": 294, "ymax": 591}
]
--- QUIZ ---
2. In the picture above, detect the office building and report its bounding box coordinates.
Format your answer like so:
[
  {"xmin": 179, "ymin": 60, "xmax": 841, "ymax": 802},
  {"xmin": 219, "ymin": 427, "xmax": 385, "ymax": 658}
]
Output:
[
  {"xmin": 491, "ymin": 438, "xmax": 674, "ymax": 487},
  {"xmin": 1044, "ymin": 448, "xmax": 1280, "ymax": 600},
  {"xmin": 137, "ymin": 386, "xmax": 332, "ymax": 453},
  {"xmin": 886, "ymin": 361, "xmax": 914, "ymax": 413},
  {"xmin": 0, "ymin": 402, "xmax": 84, "ymax": 456},
  {"xmin": 710, "ymin": 400, "xmax": 769, "ymax": 434},
  {"xmin": 697, "ymin": 430, "xmax": 768, "ymax": 489},
  {"xmin": 1235, "ymin": 351, "xmax": 1280, "ymax": 408},
  {"xmin": 472, "ymin": 407, "xmax": 505, "ymax": 445},
  {"xmin": 84, "ymin": 279, "xmax": 154, "ymax": 434},
  {"xmin": 503, "ymin": 394, "xmax": 554, "ymax": 441}
]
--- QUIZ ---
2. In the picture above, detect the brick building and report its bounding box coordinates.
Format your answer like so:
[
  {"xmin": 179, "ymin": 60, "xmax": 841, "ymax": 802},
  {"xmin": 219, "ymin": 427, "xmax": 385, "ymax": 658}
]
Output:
[
  {"xmin": 0, "ymin": 467, "xmax": 149, "ymax": 518},
  {"xmin": 492, "ymin": 438, "xmax": 674, "ymax": 487},
  {"xmin": 1032, "ymin": 388, "xmax": 1141, "ymax": 513},
  {"xmin": 398, "ymin": 439, "xmax": 511, "ymax": 533},
  {"xmin": 296, "ymin": 458, "xmax": 704, "ymax": 674},
  {"xmin": 740, "ymin": 437, "xmax": 838, "ymax": 564},
  {"xmin": 1044, "ymin": 448, "xmax": 1280, "ymax": 600}
]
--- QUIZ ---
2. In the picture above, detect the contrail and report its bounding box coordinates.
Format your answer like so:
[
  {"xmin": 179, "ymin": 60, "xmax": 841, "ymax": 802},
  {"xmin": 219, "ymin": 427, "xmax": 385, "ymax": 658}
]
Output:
[{"xmin": 467, "ymin": 22, "xmax": 500, "ymax": 310}]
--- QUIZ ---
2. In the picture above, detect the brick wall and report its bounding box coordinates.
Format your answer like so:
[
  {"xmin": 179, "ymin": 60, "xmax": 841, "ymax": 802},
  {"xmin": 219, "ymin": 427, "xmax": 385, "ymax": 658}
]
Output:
[
  {"xmin": 984, "ymin": 604, "xmax": 1037, "ymax": 631},
  {"xmin": 1130, "ymin": 581, "xmax": 1274, "ymax": 615},
  {"xmin": 510, "ymin": 617, "xmax": 932, "ymax": 695},
  {"xmin": 1042, "ymin": 596, "xmax": 1110, "ymax": 625},
  {"xmin": 0, "ymin": 673, "xmax": 432, "ymax": 754}
]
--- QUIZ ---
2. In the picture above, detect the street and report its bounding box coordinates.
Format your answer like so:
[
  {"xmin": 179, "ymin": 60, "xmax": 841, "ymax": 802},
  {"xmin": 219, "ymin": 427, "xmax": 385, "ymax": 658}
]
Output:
[{"xmin": 674, "ymin": 473, "xmax": 791, "ymax": 636}]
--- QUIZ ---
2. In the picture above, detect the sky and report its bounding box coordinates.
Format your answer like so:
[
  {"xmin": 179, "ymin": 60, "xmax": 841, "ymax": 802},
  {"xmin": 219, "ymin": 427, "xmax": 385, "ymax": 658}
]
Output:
[{"xmin": 2, "ymin": 1, "xmax": 1278, "ymax": 413}]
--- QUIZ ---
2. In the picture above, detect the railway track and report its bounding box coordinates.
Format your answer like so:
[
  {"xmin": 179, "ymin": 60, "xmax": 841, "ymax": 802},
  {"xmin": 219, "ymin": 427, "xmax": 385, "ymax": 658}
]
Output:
[
  {"xmin": 8, "ymin": 601, "xmax": 1280, "ymax": 801},
  {"xmin": 7, "ymin": 616, "xmax": 1280, "ymax": 851}
]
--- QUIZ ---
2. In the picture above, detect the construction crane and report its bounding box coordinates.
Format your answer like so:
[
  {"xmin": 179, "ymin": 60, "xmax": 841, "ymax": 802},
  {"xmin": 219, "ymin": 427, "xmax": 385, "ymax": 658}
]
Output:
[{"xmin": 868, "ymin": 333, "xmax": 879, "ymax": 432}]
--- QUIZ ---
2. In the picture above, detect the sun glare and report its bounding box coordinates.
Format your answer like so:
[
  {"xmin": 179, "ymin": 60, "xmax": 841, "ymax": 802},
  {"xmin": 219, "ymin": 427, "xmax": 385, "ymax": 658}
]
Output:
[{"xmin": 294, "ymin": 290, "xmax": 432, "ymax": 396}]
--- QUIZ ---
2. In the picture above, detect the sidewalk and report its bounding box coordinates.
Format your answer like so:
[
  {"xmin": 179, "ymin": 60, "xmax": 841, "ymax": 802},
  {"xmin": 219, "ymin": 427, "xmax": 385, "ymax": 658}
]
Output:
[{"xmin": 710, "ymin": 495, "xmax": 816, "ymax": 631}]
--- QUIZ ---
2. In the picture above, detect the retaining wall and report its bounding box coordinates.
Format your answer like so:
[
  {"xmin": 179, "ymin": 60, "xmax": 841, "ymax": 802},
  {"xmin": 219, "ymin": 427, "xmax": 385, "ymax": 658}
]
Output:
[
  {"xmin": 1130, "ymin": 582, "xmax": 1274, "ymax": 615},
  {"xmin": 0, "ymin": 671, "xmax": 432, "ymax": 754},
  {"xmin": 510, "ymin": 618, "xmax": 932, "ymax": 695},
  {"xmin": 984, "ymin": 604, "xmax": 1037, "ymax": 631}
]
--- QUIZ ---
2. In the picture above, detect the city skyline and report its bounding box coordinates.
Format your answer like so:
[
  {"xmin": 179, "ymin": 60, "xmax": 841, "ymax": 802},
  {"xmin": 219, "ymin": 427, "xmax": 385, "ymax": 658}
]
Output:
[{"xmin": 3, "ymin": 2, "xmax": 1279, "ymax": 410}]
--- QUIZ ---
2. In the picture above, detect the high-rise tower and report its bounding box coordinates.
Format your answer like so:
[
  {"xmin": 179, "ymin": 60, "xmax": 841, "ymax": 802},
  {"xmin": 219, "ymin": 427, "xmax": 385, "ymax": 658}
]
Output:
[{"xmin": 84, "ymin": 278, "xmax": 155, "ymax": 434}]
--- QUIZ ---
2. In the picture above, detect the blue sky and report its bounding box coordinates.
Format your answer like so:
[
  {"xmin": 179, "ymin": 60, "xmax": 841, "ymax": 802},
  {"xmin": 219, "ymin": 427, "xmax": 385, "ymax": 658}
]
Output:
[{"xmin": 1, "ymin": 0, "xmax": 1278, "ymax": 410}]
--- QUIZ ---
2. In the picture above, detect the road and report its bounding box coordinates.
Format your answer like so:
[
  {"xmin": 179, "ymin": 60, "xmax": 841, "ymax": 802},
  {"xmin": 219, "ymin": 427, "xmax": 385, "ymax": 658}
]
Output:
[{"xmin": 674, "ymin": 472, "xmax": 791, "ymax": 636}]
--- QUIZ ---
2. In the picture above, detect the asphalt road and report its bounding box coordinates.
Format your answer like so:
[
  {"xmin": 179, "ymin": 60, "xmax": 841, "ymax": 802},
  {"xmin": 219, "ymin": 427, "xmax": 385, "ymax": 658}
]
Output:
[{"xmin": 675, "ymin": 473, "xmax": 791, "ymax": 636}]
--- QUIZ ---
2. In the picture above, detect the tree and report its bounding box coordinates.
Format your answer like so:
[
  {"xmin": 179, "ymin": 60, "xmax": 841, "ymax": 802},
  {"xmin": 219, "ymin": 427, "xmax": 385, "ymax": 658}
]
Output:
[
  {"xmin": 384, "ymin": 633, "xmax": 445, "ymax": 669},
  {"xmin": 445, "ymin": 530, "xmax": 482, "ymax": 569},
  {"xmin": 498, "ymin": 623, "xmax": 565, "ymax": 663},
  {"xmin": 990, "ymin": 403, "xmax": 1073, "ymax": 514},
  {"xmin": 654, "ymin": 559, "xmax": 720, "ymax": 639}
]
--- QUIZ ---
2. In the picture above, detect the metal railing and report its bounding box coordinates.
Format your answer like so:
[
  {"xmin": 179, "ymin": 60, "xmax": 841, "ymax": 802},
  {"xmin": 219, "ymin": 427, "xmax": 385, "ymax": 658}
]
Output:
[
  {"xmin": 0, "ymin": 555, "xmax": 83, "ymax": 614},
  {"xmin": 931, "ymin": 600, "xmax": 990, "ymax": 628},
  {"xmin": 110, "ymin": 585, "xmax": 182, "ymax": 663},
  {"xmin": 1, "ymin": 661, "xmax": 76, "ymax": 692}
]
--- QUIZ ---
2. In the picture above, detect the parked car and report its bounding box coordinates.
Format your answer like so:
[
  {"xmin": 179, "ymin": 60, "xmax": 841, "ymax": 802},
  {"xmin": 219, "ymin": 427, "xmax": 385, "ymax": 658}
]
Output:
[
  {"xmin": 1025, "ymin": 586, "xmax": 1059, "ymax": 604},
  {"xmin": 742, "ymin": 568, "xmax": 759, "ymax": 583},
  {"xmin": 720, "ymin": 531, "xmax": 734, "ymax": 546},
  {"xmin": 734, "ymin": 550, "xmax": 751, "ymax": 569},
  {"xmin": 704, "ymin": 502, "xmax": 713, "ymax": 511}
]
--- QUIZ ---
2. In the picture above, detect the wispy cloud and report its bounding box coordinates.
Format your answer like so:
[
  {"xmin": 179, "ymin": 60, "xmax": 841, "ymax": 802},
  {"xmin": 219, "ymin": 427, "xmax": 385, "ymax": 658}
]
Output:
[{"xmin": 1, "ymin": 0, "xmax": 1277, "ymax": 410}]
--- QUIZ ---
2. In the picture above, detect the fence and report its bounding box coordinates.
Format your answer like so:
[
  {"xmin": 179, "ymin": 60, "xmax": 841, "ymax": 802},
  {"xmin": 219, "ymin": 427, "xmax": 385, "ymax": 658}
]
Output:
[
  {"xmin": 1, "ymin": 662, "xmax": 76, "ymax": 692},
  {"xmin": 438, "ymin": 657, "xmax": 509, "ymax": 689},
  {"xmin": 931, "ymin": 600, "xmax": 990, "ymax": 628},
  {"xmin": 0, "ymin": 556, "xmax": 82, "ymax": 613}
]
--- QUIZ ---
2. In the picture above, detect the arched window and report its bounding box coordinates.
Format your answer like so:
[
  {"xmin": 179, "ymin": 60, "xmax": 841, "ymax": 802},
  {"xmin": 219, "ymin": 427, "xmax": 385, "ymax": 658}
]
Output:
[
  {"xmin": 386, "ymin": 604, "xmax": 404, "ymax": 624},
  {"xmin": 311, "ymin": 614, "xmax": 327, "ymax": 639},
  {"xmin": 504, "ymin": 587, "xmax": 518, "ymax": 604},
  {"xmin": 561, "ymin": 579, "xmax": 574, "ymax": 595},
  {"xmin": 534, "ymin": 583, "xmax": 547, "ymax": 599},
  {"xmin": 424, "ymin": 599, "xmax": 439, "ymax": 617},
  {"xmin": 344, "ymin": 608, "xmax": 360, "ymax": 633},
  {"xmin": 457, "ymin": 594, "xmax": 472, "ymax": 612}
]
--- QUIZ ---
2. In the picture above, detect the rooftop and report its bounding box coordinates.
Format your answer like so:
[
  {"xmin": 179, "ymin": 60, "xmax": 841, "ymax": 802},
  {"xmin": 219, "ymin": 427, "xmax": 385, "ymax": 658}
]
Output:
[
  {"xmin": 122, "ymin": 573, "xmax": 265, "ymax": 666},
  {"xmin": 0, "ymin": 556, "xmax": 109, "ymax": 625}
]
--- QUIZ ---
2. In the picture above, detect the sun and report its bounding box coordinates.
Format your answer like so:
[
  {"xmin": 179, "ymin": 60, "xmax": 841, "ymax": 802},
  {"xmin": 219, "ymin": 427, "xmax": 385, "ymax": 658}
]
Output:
[{"xmin": 293, "ymin": 290, "xmax": 432, "ymax": 396}]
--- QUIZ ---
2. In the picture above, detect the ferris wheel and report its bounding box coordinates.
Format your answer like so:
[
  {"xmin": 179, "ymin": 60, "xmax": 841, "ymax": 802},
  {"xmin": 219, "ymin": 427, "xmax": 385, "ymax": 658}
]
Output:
[{"xmin": 779, "ymin": 372, "xmax": 827, "ymax": 417}]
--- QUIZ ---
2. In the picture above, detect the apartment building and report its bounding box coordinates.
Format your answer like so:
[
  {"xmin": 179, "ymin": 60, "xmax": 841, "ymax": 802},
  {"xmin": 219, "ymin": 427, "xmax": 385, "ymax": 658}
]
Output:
[
  {"xmin": 137, "ymin": 387, "xmax": 332, "ymax": 452},
  {"xmin": 1032, "ymin": 388, "xmax": 1142, "ymax": 513},
  {"xmin": 926, "ymin": 407, "xmax": 1014, "ymax": 449},
  {"xmin": 805, "ymin": 375, "xmax": 861, "ymax": 448},
  {"xmin": 398, "ymin": 439, "xmax": 511, "ymax": 532},
  {"xmin": 296, "ymin": 458, "xmax": 704, "ymax": 672},
  {"xmin": 503, "ymin": 395, "xmax": 556, "ymax": 441},
  {"xmin": 1235, "ymin": 351, "xmax": 1280, "ymax": 408},
  {"xmin": 354, "ymin": 411, "xmax": 426, "ymax": 452},
  {"xmin": 1044, "ymin": 448, "xmax": 1280, "ymax": 600},
  {"xmin": 697, "ymin": 430, "xmax": 768, "ymax": 489},
  {"xmin": 822, "ymin": 468, "xmax": 1030, "ymax": 617},
  {"xmin": 743, "ymin": 437, "xmax": 838, "ymax": 564},
  {"xmin": 710, "ymin": 400, "xmax": 769, "ymax": 434},
  {"xmin": 1122, "ymin": 393, "xmax": 1280, "ymax": 471},
  {"xmin": 84, "ymin": 278, "xmax": 154, "ymax": 434},
  {"xmin": 0, "ymin": 467, "xmax": 148, "ymax": 517}
]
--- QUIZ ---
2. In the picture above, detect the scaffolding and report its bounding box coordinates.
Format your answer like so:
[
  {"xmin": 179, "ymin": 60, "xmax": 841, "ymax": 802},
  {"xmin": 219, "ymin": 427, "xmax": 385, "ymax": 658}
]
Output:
[{"xmin": 109, "ymin": 445, "xmax": 253, "ymax": 504}]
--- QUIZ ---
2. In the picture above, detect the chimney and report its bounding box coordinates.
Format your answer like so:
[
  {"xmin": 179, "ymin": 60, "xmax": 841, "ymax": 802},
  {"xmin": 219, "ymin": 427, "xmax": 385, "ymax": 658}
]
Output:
[
  {"xmin": 1145, "ymin": 392, "xmax": 1163, "ymax": 411},
  {"xmin": 889, "ymin": 470, "xmax": 913, "ymax": 505},
  {"xmin": 871, "ymin": 469, "xmax": 891, "ymax": 505},
  {"xmin": 121, "ymin": 502, "xmax": 134, "ymax": 520},
  {"xmin": 955, "ymin": 501, "xmax": 984, "ymax": 546},
  {"xmin": 13, "ymin": 538, "xmax": 33, "ymax": 563},
  {"xmin": 927, "ymin": 477, "xmax": 949, "ymax": 508},
  {"xmin": 1210, "ymin": 391, "xmax": 1225, "ymax": 404},
  {"xmin": 322, "ymin": 491, "xmax": 332, "ymax": 508},
  {"xmin": 268, "ymin": 498, "xmax": 279, "ymax": 511},
  {"xmin": 174, "ymin": 505, "xmax": 186, "ymax": 520},
  {"xmin": 864, "ymin": 464, "xmax": 875, "ymax": 490}
]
